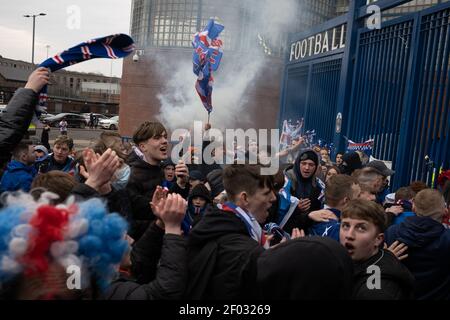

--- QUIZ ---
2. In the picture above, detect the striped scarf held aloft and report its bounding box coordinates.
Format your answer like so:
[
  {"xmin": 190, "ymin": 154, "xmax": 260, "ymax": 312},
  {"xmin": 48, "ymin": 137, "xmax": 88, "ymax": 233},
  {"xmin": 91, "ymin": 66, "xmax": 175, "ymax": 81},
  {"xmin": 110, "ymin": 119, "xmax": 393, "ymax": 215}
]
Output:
[{"xmin": 36, "ymin": 34, "xmax": 135, "ymax": 116}]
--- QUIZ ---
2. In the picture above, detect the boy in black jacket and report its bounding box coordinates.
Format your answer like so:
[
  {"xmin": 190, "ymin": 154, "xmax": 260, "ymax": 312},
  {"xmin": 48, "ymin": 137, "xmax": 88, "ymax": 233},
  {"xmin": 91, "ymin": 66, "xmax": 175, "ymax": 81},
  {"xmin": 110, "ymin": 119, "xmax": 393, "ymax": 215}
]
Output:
[
  {"xmin": 340, "ymin": 199, "xmax": 414, "ymax": 299},
  {"xmin": 126, "ymin": 121, "xmax": 189, "ymax": 239},
  {"xmin": 185, "ymin": 164, "xmax": 276, "ymax": 300}
]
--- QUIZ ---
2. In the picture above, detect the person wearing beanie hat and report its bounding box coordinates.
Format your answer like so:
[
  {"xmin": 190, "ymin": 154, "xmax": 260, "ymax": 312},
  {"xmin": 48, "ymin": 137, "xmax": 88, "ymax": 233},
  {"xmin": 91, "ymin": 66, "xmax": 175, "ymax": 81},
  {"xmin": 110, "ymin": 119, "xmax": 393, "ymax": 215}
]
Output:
[
  {"xmin": 181, "ymin": 183, "xmax": 212, "ymax": 234},
  {"xmin": 189, "ymin": 170, "xmax": 205, "ymax": 189},
  {"xmin": 205, "ymin": 168, "xmax": 225, "ymax": 200},
  {"xmin": 341, "ymin": 152, "xmax": 362, "ymax": 176},
  {"xmin": 161, "ymin": 158, "xmax": 176, "ymax": 189},
  {"xmin": 385, "ymin": 189, "xmax": 450, "ymax": 299},
  {"xmin": 190, "ymin": 183, "xmax": 212, "ymax": 203},
  {"xmin": 161, "ymin": 158, "xmax": 175, "ymax": 168},
  {"xmin": 34, "ymin": 145, "xmax": 49, "ymax": 161},
  {"xmin": 284, "ymin": 150, "xmax": 325, "ymax": 232}
]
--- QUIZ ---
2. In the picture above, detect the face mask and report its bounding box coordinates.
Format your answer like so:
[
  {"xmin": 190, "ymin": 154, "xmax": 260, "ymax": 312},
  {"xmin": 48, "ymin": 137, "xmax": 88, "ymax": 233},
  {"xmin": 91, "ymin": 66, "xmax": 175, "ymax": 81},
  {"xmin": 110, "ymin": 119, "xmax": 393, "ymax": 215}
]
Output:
[{"xmin": 112, "ymin": 165, "xmax": 131, "ymax": 190}]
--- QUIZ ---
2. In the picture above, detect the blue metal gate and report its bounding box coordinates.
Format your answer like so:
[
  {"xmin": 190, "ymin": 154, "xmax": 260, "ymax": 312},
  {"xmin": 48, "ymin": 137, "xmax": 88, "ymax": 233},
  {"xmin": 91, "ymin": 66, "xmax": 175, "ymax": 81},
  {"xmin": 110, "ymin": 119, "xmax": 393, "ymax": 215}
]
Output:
[
  {"xmin": 279, "ymin": 0, "xmax": 450, "ymax": 189},
  {"xmin": 305, "ymin": 58, "xmax": 342, "ymax": 143},
  {"xmin": 400, "ymin": 6, "xmax": 450, "ymax": 186},
  {"xmin": 348, "ymin": 17, "xmax": 414, "ymax": 182}
]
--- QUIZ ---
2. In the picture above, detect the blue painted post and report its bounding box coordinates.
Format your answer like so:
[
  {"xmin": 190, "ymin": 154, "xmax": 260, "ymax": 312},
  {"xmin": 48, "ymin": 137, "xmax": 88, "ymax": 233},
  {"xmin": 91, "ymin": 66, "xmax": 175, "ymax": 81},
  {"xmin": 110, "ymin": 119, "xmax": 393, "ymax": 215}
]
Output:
[
  {"xmin": 333, "ymin": 0, "xmax": 366, "ymax": 158},
  {"xmin": 393, "ymin": 13, "xmax": 423, "ymax": 189}
]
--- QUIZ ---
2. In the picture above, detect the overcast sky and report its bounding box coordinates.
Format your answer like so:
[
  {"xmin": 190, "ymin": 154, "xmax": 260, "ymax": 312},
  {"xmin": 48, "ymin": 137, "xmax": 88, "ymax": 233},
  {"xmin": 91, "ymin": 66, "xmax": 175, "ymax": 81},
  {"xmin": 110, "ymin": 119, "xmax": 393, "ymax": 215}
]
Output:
[{"xmin": 0, "ymin": 0, "xmax": 132, "ymax": 77}]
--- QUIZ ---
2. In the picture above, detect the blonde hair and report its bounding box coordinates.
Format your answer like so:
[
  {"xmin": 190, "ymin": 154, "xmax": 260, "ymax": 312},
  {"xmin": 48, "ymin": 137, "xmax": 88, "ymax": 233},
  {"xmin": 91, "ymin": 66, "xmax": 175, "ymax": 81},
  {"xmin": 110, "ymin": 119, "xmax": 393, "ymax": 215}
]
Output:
[{"xmin": 414, "ymin": 189, "xmax": 445, "ymax": 222}]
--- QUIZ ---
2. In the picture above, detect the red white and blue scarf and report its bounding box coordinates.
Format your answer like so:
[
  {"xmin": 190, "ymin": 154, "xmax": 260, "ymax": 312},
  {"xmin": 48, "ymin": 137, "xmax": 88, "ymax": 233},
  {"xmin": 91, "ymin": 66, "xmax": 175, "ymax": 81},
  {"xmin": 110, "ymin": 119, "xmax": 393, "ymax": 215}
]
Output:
[
  {"xmin": 220, "ymin": 202, "xmax": 269, "ymax": 248},
  {"xmin": 36, "ymin": 34, "xmax": 135, "ymax": 118}
]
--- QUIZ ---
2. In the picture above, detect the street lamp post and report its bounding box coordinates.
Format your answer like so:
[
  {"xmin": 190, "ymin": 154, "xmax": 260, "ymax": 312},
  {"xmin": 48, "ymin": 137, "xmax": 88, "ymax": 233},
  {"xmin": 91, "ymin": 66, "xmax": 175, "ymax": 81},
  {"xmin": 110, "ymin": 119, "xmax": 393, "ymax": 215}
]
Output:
[{"xmin": 23, "ymin": 13, "xmax": 47, "ymax": 64}]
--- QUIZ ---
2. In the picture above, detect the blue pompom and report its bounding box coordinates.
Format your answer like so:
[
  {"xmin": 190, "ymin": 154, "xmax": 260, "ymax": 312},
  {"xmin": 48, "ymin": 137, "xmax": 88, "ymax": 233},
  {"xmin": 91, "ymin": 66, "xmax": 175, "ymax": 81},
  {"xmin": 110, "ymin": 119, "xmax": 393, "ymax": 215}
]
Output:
[
  {"xmin": 0, "ymin": 204, "xmax": 31, "ymax": 282},
  {"xmin": 89, "ymin": 219, "xmax": 104, "ymax": 237},
  {"xmin": 102, "ymin": 214, "xmax": 128, "ymax": 240},
  {"xmin": 78, "ymin": 235, "xmax": 103, "ymax": 258},
  {"xmin": 78, "ymin": 198, "xmax": 108, "ymax": 221}
]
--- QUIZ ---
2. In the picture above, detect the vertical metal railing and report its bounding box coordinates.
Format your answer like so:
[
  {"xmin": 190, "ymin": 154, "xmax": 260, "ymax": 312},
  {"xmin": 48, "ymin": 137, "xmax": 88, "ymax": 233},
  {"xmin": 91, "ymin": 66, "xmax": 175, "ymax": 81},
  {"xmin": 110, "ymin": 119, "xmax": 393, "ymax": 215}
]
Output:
[
  {"xmin": 305, "ymin": 59, "xmax": 342, "ymax": 143},
  {"xmin": 280, "ymin": 1, "xmax": 450, "ymax": 188},
  {"xmin": 407, "ymin": 7, "xmax": 450, "ymax": 185}
]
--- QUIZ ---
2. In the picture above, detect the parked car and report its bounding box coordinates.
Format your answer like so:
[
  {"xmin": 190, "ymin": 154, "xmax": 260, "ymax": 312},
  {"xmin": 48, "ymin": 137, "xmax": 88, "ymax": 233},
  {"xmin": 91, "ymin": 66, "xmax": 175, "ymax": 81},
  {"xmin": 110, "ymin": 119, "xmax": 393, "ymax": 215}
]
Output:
[
  {"xmin": 99, "ymin": 116, "xmax": 119, "ymax": 130},
  {"xmin": 39, "ymin": 110, "xmax": 55, "ymax": 121},
  {"xmin": 42, "ymin": 113, "xmax": 87, "ymax": 129},
  {"xmin": 82, "ymin": 113, "xmax": 110, "ymax": 125}
]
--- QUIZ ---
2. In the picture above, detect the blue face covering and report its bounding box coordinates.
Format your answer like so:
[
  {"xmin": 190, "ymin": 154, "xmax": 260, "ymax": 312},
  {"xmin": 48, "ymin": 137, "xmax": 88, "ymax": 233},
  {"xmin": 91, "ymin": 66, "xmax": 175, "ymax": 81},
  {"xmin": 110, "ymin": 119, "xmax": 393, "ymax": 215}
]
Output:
[{"xmin": 112, "ymin": 165, "xmax": 131, "ymax": 190}]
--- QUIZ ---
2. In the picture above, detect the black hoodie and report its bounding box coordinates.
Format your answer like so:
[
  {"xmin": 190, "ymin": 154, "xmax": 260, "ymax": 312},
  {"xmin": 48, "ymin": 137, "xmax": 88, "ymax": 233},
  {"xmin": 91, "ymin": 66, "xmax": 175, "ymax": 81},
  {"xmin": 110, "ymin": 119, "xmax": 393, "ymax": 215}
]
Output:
[
  {"xmin": 186, "ymin": 183, "xmax": 212, "ymax": 227},
  {"xmin": 282, "ymin": 152, "xmax": 325, "ymax": 233},
  {"xmin": 285, "ymin": 151, "xmax": 324, "ymax": 212},
  {"xmin": 185, "ymin": 206, "xmax": 264, "ymax": 300},
  {"xmin": 352, "ymin": 249, "xmax": 414, "ymax": 300},
  {"xmin": 385, "ymin": 216, "xmax": 450, "ymax": 300}
]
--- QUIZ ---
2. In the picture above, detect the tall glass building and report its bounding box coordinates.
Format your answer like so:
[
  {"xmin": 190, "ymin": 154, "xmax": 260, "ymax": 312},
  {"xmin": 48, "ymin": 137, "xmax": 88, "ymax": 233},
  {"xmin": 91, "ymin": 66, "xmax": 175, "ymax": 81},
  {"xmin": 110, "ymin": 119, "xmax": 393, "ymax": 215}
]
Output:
[
  {"xmin": 129, "ymin": 0, "xmax": 349, "ymax": 53},
  {"xmin": 130, "ymin": 0, "xmax": 248, "ymax": 51},
  {"xmin": 120, "ymin": 0, "xmax": 350, "ymax": 135}
]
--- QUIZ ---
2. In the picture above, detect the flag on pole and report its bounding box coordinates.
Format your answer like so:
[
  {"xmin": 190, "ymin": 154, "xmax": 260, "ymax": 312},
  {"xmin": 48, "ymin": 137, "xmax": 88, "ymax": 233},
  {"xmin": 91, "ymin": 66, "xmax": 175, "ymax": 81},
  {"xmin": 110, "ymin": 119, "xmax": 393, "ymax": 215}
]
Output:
[{"xmin": 192, "ymin": 19, "xmax": 224, "ymax": 113}]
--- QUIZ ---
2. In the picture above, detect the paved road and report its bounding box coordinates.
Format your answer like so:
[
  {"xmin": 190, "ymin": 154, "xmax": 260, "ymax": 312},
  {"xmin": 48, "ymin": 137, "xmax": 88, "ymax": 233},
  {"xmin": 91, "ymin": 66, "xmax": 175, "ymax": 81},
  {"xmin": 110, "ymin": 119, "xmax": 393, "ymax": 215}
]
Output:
[{"xmin": 33, "ymin": 128, "xmax": 109, "ymax": 150}]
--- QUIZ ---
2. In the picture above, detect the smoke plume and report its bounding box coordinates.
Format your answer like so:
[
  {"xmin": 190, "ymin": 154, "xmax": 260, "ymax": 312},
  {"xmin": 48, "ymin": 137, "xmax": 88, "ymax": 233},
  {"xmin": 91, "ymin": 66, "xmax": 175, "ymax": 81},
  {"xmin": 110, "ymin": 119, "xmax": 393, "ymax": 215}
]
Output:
[{"xmin": 153, "ymin": 0, "xmax": 302, "ymax": 131}]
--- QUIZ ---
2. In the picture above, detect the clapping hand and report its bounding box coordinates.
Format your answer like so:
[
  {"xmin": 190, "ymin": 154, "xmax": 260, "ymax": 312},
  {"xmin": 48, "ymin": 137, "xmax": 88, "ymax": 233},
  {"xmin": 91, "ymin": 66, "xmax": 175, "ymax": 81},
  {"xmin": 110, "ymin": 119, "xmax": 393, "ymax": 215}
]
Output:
[{"xmin": 151, "ymin": 189, "xmax": 187, "ymax": 235}]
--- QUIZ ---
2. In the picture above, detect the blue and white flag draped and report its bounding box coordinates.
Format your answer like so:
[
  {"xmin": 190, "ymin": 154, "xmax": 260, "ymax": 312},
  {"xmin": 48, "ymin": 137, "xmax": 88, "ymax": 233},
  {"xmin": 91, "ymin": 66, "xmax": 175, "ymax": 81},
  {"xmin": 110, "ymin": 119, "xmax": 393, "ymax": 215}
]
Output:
[
  {"xmin": 36, "ymin": 34, "xmax": 135, "ymax": 117},
  {"xmin": 192, "ymin": 19, "xmax": 224, "ymax": 113},
  {"xmin": 346, "ymin": 138, "xmax": 374, "ymax": 157}
]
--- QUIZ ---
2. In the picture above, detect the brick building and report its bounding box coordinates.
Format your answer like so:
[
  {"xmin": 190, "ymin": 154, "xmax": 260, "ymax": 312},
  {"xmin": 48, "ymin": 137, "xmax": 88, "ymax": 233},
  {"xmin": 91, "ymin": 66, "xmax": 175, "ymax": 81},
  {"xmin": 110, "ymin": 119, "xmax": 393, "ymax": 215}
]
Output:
[{"xmin": 0, "ymin": 55, "xmax": 120, "ymax": 114}]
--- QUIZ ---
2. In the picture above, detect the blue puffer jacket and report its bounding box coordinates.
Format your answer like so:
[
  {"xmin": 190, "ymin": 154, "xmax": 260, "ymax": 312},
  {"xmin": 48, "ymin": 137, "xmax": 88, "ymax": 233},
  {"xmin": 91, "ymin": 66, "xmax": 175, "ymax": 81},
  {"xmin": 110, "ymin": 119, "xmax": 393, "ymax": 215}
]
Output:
[
  {"xmin": 0, "ymin": 160, "xmax": 36, "ymax": 193},
  {"xmin": 385, "ymin": 216, "xmax": 450, "ymax": 300}
]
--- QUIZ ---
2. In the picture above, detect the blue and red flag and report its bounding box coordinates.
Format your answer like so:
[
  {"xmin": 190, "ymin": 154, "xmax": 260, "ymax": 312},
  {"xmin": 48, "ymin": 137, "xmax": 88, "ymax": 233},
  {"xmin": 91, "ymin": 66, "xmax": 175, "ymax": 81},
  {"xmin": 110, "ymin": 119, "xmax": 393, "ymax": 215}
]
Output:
[
  {"xmin": 37, "ymin": 34, "xmax": 135, "ymax": 114},
  {"xmin": 192, "ymin": 19, "xmax": 224, "ymax": 113},
  {"xmin": 346, "ymin": 138, "xmax": 374, "ymax": 157}
]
